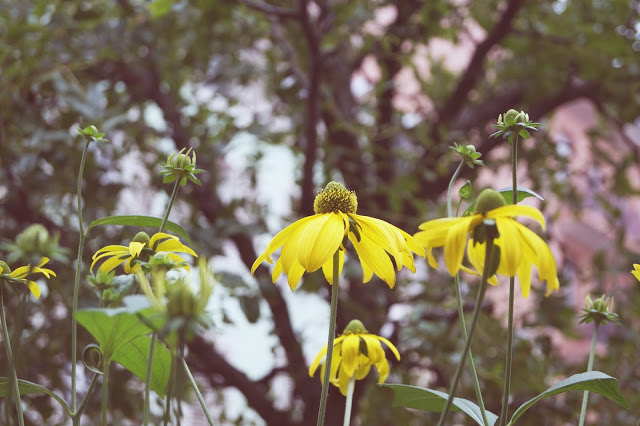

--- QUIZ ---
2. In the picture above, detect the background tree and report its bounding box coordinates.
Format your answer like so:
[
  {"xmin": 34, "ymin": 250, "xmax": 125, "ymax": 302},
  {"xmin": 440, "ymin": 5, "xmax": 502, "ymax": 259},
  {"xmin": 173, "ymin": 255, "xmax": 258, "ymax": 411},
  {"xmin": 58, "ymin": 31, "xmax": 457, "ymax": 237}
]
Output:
[{"xmin": 1, "ymin": 0, "xmax": 639, "ymax": 424}]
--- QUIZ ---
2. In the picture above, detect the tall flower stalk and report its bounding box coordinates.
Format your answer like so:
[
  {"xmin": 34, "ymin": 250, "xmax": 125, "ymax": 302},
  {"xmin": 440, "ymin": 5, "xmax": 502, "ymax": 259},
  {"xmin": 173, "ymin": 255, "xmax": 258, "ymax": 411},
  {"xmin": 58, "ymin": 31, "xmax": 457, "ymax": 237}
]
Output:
[
  {"xmin": 446, "ymin": 144, "xmax": 488, "ymax": 425},
  {"xmin": 72, "ymin": 126, "xmax": 107, "ymax": 425},
  {"xmin": 491, "ymin": 109, "xmax": 539, "ymax": 426},
  {"xmin": 1, "ymin": 291, "xmax": 24, "ymax": 426}
]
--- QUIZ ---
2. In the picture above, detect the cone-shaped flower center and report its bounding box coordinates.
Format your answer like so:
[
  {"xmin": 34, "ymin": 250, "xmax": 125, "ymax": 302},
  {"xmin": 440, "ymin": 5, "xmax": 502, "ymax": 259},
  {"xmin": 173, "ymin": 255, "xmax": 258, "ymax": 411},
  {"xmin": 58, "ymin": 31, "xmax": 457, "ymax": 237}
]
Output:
[
  {"xmin": 343, "ymin": 319, "xmax": 367, "ymax": 334},
  {"xmin": 313, "ymin": 181, "xmax": 358, "ymax": 214},
  {"xmin": 0, "ymin": 260, "xmax": 10, "ymax": 275},
  {"xmin": 474, "ymin": 188, "xmax": 507, "ymax": 215},
  {"xmin": 132, "ymin": 231, "xmax": 151, "ymax": 247}
]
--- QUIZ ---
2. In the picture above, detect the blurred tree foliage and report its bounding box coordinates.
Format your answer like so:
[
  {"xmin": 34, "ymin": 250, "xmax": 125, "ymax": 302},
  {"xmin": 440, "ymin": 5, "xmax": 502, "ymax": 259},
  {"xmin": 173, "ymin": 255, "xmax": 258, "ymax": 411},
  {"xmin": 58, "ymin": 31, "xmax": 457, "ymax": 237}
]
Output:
[{"xmin": 1, "ymin": 0, "xmax": 640, "ymax": 424}]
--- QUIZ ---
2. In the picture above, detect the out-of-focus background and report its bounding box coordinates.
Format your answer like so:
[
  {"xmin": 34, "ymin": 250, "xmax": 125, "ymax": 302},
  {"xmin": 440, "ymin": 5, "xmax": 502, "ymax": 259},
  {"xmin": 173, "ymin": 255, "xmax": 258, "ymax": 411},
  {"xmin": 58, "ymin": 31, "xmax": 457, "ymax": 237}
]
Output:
[{"xmin": 1, "ymin": 0, "xmax": 640, "ymax": 424}]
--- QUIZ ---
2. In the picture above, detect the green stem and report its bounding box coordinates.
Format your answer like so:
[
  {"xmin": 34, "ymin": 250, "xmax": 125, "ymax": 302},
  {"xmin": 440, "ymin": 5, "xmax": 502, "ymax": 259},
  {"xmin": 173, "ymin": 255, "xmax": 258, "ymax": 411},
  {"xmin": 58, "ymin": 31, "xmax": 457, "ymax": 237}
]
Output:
[
  {"xmin": 499, "ymin": 136, "xmax": 519, "ymax": 426},
  {"xmin": 578, "ymin": 323, "xmax": 599, "ymax": 426},
  {"xmin": 317, "ymin": 250, "xmax": 341, "ymax": 426},
  {"xmin": 446, "ymin": 161, "xmax": 465, "ymax": 218},
  {"xmin": 1, "ymin": 291, "xmax": 24, "ymax": 426},
  {"xmin": 72, "ymin": 138, "xmax": 91, "ymax": 415},
  {"xmin": 437, "ymin": 239, "xmax": 495, "ymax": 426},
  {"xmin": 164, "ymin": 353, "xmax": 176, "ymax": 426},
  {"xmin": 143, "ymin": 332, "xmax": 157, "ymax": 426},
  {"xmin": 447, "ymin": 158, "xmax": 489, "ymax": 426},
  {"xmin": 343, "ymin": 376, "xmax": 356, "ymax": 426},
  {"xmin": 76, "ymin": 373, "xmax": 100, "ymax": 420},
  {"xmin": 159, "ymin": 180, "xmax": 181, "ymax": 234},
  {"xmin": 101, "ymin": 359, "xmax": 111, "ymax": 426},
  {"xmin": 182, "ymin": 357, "xmax": 215, "ymax": 425}
]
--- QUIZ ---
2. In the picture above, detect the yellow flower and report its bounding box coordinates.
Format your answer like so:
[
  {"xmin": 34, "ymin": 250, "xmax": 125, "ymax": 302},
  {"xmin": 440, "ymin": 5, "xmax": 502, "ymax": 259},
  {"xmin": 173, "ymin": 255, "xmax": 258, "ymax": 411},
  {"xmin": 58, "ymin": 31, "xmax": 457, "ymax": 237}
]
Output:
[
  {"xmin": 0, "ymin": 258, "xmax": 56, "ymax": 299},
  {"xmin": 414, "ymin": 188, "xmax": 559, "ymax": 297},
  {"xmin": 632, "ymin": 264, "xmax": 640, "ymax": 282},
  {"xmin": 251, "ymin": 182, "xmax": 424, "ymax": 290},
  {"xmin": 309, "ymin": 319, "xmax": 400, "ymax": 396},
  {"xmin": 91, "ymin": 232, "xmax": 197, "ymax": 274}
]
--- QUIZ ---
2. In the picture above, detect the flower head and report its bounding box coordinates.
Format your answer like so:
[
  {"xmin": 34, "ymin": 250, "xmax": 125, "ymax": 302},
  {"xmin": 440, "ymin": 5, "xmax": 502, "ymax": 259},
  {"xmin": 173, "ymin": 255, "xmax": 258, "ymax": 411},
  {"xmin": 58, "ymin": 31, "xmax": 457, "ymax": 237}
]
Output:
[
  {"xmin": 309, "ymin": 319, "xmax": 400, "ymax": 396},
  {"xmin": 414, "ymin": 188, "xmax": 559, "ymax": 297},
  {"xmin": 160, "ymin": 148, "xmax": 204, "ymax": 186},
  {"xmin": 490, "ymin": 109, "xmax": 540, "ymax": 141},
  {"xmin": 251, "ymin": 181, "xmax": 424, "ymax": 290},
  {"xmin": 450, "ymin": 143, "xmax": 484, "ymax": 168},
  {"xmin": 91, "ymin": 232, "xmax": 197, "ymax": 274},
  {"xmin": 2, "ymin": 224, "xmax": 69, "ymax": 264},
  {"xmin": 0, "ymin": 258, "xmax": 56, "ymax": 299},
  {"xmin": 135, "ymin": 258, "xmax": 214, "ymax": 339},
  {"xmin": 580, "ymin": 293, "xmax": 620, "ymax": 326}
]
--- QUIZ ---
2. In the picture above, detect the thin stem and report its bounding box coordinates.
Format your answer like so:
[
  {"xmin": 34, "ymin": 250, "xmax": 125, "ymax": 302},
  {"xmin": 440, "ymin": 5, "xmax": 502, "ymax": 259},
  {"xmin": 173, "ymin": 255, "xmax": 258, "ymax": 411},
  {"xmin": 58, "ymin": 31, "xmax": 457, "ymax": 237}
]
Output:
[
  {"xmin": 182, "ymin": 357, "xmax": 215, "ymax": 426},
  {"xmin": 72, "ymin": 138, "xmax": 91, "ymax": 414},
  {"xmin": 437, "ymin": 240, "xmax": 495, "ymax": 426},
  {"xmin": 578, "ymin": 323, "xmax": 600, "ymax": 426},
  {"xmin": 76, "ymin": 373, "xmax": 100, "ymax": 419},
  {"xmin": 499, "ymin": 136, "xmax": 519, "ymax": 426},
  {"xmin": 446, "ymin": 161, "xmax": 465, "ymax": 218},
  {"xmin": 317, "ymin": 250, "xmax": 341, "ymax": 426},
  {"xmin": 163, "ymin": 353, "xmax": 176, "ymax": 426},
  {"xmin": 159, "ymin": 180, "xmax": 181, "ymax": 234},
  {"xmin": 143, "ymin": 332, "xmax": 157, "ymax": 426},
  {"xmin": 101, "ymin": 359, "xmax": 111, "ymax": 426},
  {"xmin": 447, "ymin": 158, "xmax": 489, "ymax": 426},
  {"xmin": 1, "ymin": 292, "xmax": 24, "ymax": 426},
  {"xmin": 343, "ymin": 376, "xmax": 356, "ymax": 426}
]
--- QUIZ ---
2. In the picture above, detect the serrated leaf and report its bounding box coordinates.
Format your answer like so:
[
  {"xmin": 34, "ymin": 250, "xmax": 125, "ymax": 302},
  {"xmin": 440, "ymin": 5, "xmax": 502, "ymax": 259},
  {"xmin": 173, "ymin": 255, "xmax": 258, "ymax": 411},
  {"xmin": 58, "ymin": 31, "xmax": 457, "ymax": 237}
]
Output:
[
  {"xmin": 381, "ymin": 384, "xmax": 498, "ymax": 426},
  {"xmin": 86, "ymin": 215, "xmax": 191, "ymax": 243},
  {"xmin": 508, "ymin": 371, "xmax": 630, "ymax": 425},
  {"xmin": 459, "ymin": 180, "xmax": 472, "ymax": 200},
  {"xmin": 462, "ymin": 187, "xmax": 544, "ymax": 216},
  {"xmin": 111, "ymin": 335, "xmax": 171, "ymax": 398},
  {"xmin": 0, "ymin": 378, "xmax": 71, "ymax": 416}
]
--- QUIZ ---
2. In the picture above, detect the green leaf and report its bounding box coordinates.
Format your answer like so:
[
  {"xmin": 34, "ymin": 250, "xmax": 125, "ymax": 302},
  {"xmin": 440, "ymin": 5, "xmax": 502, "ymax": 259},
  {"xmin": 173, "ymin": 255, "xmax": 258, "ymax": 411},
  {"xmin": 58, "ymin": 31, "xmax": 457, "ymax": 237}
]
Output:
[
  {"xmin": 380, "ymin": 384, "xmax": 498, "ymax": 426},
  {"xmin": 0, "ymin": 378, "xmax": 71, "ymax": 417},
  {"xmin": 85, "ymin": 215, "xmax": 191, "ymax": 243},
  {"xmin": 508, "ymin": 371, "xmax": 630, "ymax": 425},
  {"xmin": 459, "ymin": 180, "xmax": 472, "ymax": 200},
  {"xmin": 518, "ymin": 129, "xmax": 530, "ymax": 139},
  {"xmin": 462, "ymin": 187, "xmax": 544, "ymax": 216},
  {"xmin": 111, "ymin": 335, "xmax": 171, "ymax": 398},
  {"xmin": 75, "ymin": 308, "xmax": 152, "ymax": 360}
]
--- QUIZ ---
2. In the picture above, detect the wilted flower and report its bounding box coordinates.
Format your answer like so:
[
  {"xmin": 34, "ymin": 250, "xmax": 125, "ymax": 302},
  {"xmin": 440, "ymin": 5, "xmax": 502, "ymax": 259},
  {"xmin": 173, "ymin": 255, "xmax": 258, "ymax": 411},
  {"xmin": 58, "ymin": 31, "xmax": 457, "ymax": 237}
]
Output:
[{"xmin": 252, "ymin": 181, "xmax": 424, "ymax": 290}]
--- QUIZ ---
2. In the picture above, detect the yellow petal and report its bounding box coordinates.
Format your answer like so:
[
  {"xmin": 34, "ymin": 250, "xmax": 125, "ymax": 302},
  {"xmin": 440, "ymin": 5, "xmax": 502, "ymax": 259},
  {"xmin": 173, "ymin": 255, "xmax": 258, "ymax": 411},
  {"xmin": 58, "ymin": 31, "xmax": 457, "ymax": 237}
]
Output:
[
  {"xmin": 129, "ymin": 241, "xmax": 146, "ymax": 257},
  {"xmin": 371, "ymin": 335, "xmax": 400, "ymax": 360},
  {"xmin": 271, "ymin": 258, "xmax": 283, "ymax": 282},
  {"xmin": 375, "ymin": 358, "xmax": 391, "ymax": 383},
  {"xmin": 443, "ymin": 217, "xmax": 475, "ymax": 276},
  {"xmin": 633, "ymin": 264, "xmax": 640, "ymax": 282},
  {"xmin": 489, "ymin": 204, "xmax": 546, "ymax": 230},
  {"xmin": 280, "ymin": 217, "xmax": 320, "ymax": 276},
  {"xmin": 155, "ymin": 239, "xmax": 197, "ymax": 257},
  {"xmin": 287, "ymin": 261, "xmax": 306, "ymax": 291},
  {"xmin": 98, "ymin": 255, "xmax": 129, "ymax": 274},
  {"xmin": 353, "ymin": 215, "xmax": 404, "ymax": 267},
  {"xmin": 517, "ymin": 224, "xmax": 559, "ymax": 295},
  {"xmin": 322, "ymin": 250, "xmax": 344, "ymax": 284},
  {"xmin": 340, "ymin": 334, "xmax": 360, "ymax": 377},
  {"xmin": 25, "ymin": 280, "xmax": 41, "ymax": 299},
  {"xmin": 309, "ymin": 345, "xmax": 328, "ymax": 377},
  {"xmin": 362, "ymin": 335, "xmax": 384, "ymax": 363},
  {"xmin": 297, "ymin": 213, "xmax": 345, "ymax": 272},
  {"xmin": 92, "ymin": 245, "xmax": 128, "ymax": 259},
  {"xmin": 338, "ymin": 363, "xmax": 351, "ymax": 396},
  {"xmin": 349, "ymin": 233, "xmax": 396, "ymax": 288},
  {"xmin": 253, "ymin": 216, "xmax": 316, "ymax": 275},
  {"xmin": 355, "ymin": 360, "xmax": 372, "ymax": 380},
  {"xmin": 494, "ymin": 218, "xmax": 522, "ymax": 276}
]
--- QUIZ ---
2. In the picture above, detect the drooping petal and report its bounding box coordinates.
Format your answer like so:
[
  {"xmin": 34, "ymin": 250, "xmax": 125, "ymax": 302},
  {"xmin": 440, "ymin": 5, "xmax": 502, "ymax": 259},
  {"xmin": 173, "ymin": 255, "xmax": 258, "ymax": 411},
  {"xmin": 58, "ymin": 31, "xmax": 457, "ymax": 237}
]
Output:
[
  {"xmin": 361, "ymin": 334, "xmax": 384, "ymax": 364},
  {"xmin": 340, "ymin": 334, "xmax": 360, "ymax": 377},
  {"xmin": 271, "ymin": 258, "xmax": 283, "ymax": 282},
  {"xmin": 280, "ymin": 217, "xmax": 321, "ymax": 276},
  {"xmin": 443, "ymin": 217, "xmax": 475, "ymax": 276},
  {"xmin": 309, "ymin": 345, "xmax": 329, "ymax": 377},
  {"xmin": 155, "ymin": 239, "xmax": 198, "ymax": 257},
  {"xmin": 321, "ymin": 250, "xmax": 344, "ymax": 284},
  {"xmin": 375, "ymin": 358, "xmax": 391, "ymax": 383},
  {"xmin": 354, "ymin": 359, "xmax": 372, "ymax": 380},
  {"xmin": 371, "ymin": 335, "xmax": 400, "ymax": 360},
  {"xmin": 517, "ymin": 224, "xmax": 559, "ymax": 295},
  {"xmin": 92, "ymin": 245, "xmax": 129, "ymax": 259},
  {"xmin": 166, "ymin": 253, "xmax": 191, "ymax": 270},
  {"xmin": 488, "ymin": 204, "xmax": 546, "ymax": 230},
  {"xmin": 467, "ymin": 241, "xmax": 499, "ymax": 285},
  {"xmin": 494, "ymin": 218, "xmax": 523, "ymax": 276},
  {"xmin": 97, "ymin": 255, "xmax": 130, "ymax": 274},
  {"xmin": 297, "ymin": 213, "xmax": 345, "ymax": 272},
  {"xmin": 349, "ymin": 233, "xmax": 396, "ymax": 287},
  {"xmin": 353, "ymin": 215, "xmax": 404, "ymax": 268},
  {"xmin": 517, "ymin": 259, "xmax": 533, "ymax": 298},
  {"xmin": 128, "ymin": 241, "xmax": 146, "ymax": 257},
  {"xmin": 632, "ymin": 264, "xmax": 640, "ymax": 282},
  {"xmin": 25, "ymin": 280, "xmax": 41, "ymax": 299},
  {"xmin": 337, "ymin": 361, "xmax": 352, "ymax": 396},
  {"xmin": 286, "ymin": 261, "xmax": 306, "ymax": 291}
]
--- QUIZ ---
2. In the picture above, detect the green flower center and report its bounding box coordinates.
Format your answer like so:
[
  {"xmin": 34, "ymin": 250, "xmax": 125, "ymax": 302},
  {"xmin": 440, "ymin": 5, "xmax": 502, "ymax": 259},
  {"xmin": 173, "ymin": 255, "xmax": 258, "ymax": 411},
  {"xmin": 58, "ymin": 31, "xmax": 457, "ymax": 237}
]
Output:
[
  {"xmin": 132, "ymin": 232, "xmax": 151, "ymax": 247},
  {"xmin": 343, "ymin": 319, "xmax": 367, "ymax": 335},
  {"xmin": 313, "ymin": 181, "xmax": 358, "ymax": 214},
  {"xmin": 474, "ymin": 189, "xmax": 506, "ymax": 215},
  {"xmin": 0, "ymin": 260, "xmax": 11, "ymax": 275}
]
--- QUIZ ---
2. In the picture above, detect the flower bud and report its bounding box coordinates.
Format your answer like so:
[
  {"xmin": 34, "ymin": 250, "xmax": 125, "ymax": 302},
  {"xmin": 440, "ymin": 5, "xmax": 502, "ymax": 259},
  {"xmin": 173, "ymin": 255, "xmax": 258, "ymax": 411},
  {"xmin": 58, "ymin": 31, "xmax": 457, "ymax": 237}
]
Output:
[{"xmin": 580, "ymin": 293, "xmax": 620, "ymax": 326}]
